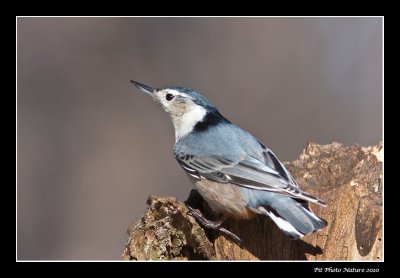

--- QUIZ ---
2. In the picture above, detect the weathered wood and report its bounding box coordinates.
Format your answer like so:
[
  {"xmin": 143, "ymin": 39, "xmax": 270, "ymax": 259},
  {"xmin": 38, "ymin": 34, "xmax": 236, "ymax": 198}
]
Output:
[{"xmin": 122, "ymin": 142, "xmax": 383, "ymax": 260}]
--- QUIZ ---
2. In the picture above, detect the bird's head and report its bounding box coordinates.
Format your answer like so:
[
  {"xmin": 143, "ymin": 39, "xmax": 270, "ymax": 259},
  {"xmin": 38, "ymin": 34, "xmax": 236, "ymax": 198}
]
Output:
[{"xmin": 131, "ymin": 80, "xmax": 227, "ymax": 142}]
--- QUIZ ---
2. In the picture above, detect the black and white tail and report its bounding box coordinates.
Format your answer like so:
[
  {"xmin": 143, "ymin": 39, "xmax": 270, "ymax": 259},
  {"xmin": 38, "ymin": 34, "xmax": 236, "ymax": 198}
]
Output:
[{"xmin": 258, "ymin": 198, "xmax": 327, "ymax": 239}]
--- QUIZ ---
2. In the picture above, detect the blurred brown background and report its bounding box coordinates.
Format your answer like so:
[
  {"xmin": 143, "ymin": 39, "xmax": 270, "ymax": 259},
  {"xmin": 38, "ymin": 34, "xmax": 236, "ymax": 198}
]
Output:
[{"xmin": 17, "ymin": 17, "xmax": 382, "ymax": 260}]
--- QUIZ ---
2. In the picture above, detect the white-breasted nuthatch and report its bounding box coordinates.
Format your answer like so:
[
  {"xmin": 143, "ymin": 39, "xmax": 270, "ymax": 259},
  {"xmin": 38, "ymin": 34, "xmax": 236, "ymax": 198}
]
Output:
[{"xmin": 131, "ymin": 80, "xmax": 327, "ymax": 240}]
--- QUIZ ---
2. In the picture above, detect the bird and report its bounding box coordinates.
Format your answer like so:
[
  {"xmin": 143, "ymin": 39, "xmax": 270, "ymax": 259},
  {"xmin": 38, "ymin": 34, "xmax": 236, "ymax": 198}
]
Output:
[{"xmin": 131, "ymin": 80, "xmax": 327, "ymax": 240}]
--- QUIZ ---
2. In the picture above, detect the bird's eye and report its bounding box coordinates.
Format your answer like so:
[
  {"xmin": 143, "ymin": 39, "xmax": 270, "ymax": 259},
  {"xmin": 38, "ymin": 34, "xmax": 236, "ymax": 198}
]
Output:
[{"xmin": 166, "ymin": 94, "xmax": 175, "ymax": 101}]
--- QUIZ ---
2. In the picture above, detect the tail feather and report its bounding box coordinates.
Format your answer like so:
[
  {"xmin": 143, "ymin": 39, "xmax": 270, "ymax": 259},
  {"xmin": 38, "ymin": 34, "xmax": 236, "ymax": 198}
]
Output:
[{"xmin": 258, "ymin": 198, "xmax": 327, "ymax": 239}]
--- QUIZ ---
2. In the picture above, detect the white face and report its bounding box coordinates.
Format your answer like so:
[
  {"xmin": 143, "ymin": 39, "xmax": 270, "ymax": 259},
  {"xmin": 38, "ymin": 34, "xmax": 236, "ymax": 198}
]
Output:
[
  {"xmin": 153, "ymin": 89, "xmax": 188, "ymax": 115},
  {"xmin": 153, "ymin": 89, "xmax": 207, "ymax": 141}
]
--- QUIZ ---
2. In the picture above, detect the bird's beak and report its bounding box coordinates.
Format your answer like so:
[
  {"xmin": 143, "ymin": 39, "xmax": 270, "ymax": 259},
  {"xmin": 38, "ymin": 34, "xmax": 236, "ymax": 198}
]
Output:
[{"xmin": 130, "ymin": 80, "xmax": 157, "ymax": 98}]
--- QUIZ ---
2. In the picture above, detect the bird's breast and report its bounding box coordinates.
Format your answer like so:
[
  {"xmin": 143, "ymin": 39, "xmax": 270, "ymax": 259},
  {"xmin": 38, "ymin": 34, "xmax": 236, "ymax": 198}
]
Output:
[{"xmin": 194, "ymin": 178, "xmax": 256, "ymax": 220}]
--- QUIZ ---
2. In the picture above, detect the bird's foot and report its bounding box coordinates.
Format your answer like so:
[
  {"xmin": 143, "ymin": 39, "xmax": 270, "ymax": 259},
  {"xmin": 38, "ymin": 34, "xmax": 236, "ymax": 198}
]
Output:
[
  {"xmin": 186, "ymin": 205, "xmax": 242, "ymax": 244},
  {"xmin": 187, "ymin": 205, "xmax": 224, "ymax": 228}
]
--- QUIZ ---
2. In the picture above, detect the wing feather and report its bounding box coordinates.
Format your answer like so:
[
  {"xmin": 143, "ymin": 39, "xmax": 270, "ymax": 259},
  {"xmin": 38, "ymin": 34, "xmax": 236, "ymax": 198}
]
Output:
[{"xmin": 174, "ymin": 146, "xmax": 326, "ymax": 206}]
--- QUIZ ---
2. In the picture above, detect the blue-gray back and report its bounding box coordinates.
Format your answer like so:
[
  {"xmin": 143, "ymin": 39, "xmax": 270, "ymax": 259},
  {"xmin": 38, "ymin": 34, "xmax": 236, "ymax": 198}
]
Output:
[{"xmin": 174, "ymin": 122, "xmax": 265, "ymax": 162}]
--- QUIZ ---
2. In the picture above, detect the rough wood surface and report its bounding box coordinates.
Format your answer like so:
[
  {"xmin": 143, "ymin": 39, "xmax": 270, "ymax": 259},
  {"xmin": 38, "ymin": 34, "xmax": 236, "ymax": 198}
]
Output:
[{"xmin": 122, "ymin": 142, "xmax": 383, "ymax": 261}]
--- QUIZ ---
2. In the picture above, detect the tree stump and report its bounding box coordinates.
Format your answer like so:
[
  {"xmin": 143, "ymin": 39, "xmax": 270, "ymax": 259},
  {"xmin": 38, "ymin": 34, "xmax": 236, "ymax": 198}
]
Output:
[{"xmin": 121, "ymin": 142, "xmax": 383, "ymax": 260}]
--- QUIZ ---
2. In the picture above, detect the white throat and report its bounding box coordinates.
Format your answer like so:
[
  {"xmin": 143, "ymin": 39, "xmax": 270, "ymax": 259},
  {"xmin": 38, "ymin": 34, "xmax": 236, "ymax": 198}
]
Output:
[{"xmin": 172, "ymin": 105, "xmax": 207, "ymax": 142}]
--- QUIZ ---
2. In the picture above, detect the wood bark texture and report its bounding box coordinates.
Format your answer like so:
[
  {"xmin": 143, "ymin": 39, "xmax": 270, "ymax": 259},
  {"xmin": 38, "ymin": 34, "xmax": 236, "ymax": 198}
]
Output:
[{"xmin": 121, "ymin": 142, "xmax": 383, "ymax": 261}]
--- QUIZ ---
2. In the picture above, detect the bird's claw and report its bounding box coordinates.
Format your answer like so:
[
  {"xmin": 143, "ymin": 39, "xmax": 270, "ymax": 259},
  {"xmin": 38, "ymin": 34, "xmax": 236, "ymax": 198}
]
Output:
[{"xmin": 186, "ymin": 205, "xmax": 242, "ymax": 244}]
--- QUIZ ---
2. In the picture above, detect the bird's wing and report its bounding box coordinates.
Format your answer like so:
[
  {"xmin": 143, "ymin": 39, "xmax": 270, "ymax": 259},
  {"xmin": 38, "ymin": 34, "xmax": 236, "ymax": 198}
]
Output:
[{"xmin": 174, "ymin": 146, "xmax": 326, "ymax": 206}]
